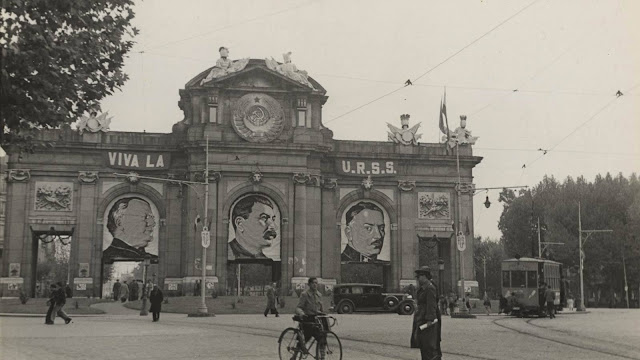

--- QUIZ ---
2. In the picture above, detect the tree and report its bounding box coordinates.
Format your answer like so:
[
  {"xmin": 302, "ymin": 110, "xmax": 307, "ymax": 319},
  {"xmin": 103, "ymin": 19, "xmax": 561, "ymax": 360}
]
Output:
[
  {"xmin": 498, "ymin": 173, "xmax": 640, "ymax": 307},
  {"xmin": 473, "ymin": 236, "xmax": 504, "ymax": 298},
  {"xmin": 0, "ymin": 0, "xmax": 138, "ymax": 145}
]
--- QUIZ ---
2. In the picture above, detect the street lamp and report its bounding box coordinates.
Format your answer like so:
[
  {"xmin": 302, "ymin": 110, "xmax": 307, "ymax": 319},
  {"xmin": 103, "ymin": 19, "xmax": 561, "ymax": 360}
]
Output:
[{"xmin": 140, "ymin": 254, "xmax": 151, "ymax": 316}]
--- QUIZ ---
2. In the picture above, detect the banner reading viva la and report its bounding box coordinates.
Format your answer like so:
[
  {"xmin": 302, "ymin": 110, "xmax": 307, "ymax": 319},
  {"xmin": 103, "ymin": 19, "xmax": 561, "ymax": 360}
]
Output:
[{"xmin": 105, "ymin": 151, "xmax": 171, "ymax": 170}]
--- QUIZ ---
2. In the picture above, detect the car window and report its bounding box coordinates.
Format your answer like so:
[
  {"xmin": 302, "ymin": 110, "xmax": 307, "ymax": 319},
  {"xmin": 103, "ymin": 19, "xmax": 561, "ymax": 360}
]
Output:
[
  {"xmin": 338, "ymin": 287, "xmax": 350, "ymax": 294},
  {"xmin": 352, "ymin": 287, "xmax": 363, "ymax": 294},
  {"xmin": 366, "ymin": 287, "xmax": 378, "ymax": 294}
]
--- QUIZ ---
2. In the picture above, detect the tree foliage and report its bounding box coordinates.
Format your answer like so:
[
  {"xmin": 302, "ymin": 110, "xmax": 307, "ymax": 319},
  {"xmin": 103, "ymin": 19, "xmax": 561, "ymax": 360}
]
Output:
[
  {"xmin": 498, "ymin": 173, "xmax": 640, "ymax": 305},
  {"xmin": 0, "ymin": 0, "xmax": 137, "ymax": 144},
  {"xmin": 473, "ymin": 236, "xmax": 504, "ymax": 299}
]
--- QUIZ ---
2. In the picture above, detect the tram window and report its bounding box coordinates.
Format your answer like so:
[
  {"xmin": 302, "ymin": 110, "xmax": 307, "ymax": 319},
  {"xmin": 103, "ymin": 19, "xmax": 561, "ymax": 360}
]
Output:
[
  {"xmin": 527, "ymin": 271, "xmax": 537, "ymax": 288},
  {"xmin": 502, "ymin": 271, "xmax": 510, "ymax": 287},
  {"xmin": 511, "ymin": 271, "xmax": 526, "ymax": 287}
]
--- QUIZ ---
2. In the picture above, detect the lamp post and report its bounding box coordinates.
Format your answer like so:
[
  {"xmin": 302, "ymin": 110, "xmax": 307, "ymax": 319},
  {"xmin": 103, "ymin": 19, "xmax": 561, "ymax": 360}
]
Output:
[{"xmin": 140, "ymin": 254, "xmax": 151, "ymax": 316}]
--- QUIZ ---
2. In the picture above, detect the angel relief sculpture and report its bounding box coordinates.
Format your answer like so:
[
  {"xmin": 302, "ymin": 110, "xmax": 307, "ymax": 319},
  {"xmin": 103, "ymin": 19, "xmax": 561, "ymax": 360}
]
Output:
[
  {"xmin": 200, "ymin": 47, "xmax": 249, "ymax": 85},
  {"xmin": 265, "ymin": 52, "xmax": 315, "ymax": 89}
]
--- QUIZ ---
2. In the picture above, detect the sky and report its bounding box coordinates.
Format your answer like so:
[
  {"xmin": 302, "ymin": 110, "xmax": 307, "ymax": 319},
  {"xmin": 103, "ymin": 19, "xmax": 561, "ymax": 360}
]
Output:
[{"xmin": 12, "ymin": 0, "xmax": 640, "ymax": 241}]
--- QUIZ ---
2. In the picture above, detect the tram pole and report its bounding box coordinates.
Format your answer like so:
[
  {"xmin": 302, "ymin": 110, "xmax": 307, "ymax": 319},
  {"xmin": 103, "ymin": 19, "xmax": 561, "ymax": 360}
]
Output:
[
  {"xmin": 577, "ymin": 201, "xmax": 612, "ymax": 312},
  {"xmin": 197, "ymin": 136, "xmax": 210, "ymax": 315}
]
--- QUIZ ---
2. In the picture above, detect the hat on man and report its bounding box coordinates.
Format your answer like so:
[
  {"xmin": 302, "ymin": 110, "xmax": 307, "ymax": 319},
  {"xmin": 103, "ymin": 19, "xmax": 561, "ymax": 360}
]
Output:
[{"xmin": 414, "ymin": 265, "xmax": 432, "ymax": 276}]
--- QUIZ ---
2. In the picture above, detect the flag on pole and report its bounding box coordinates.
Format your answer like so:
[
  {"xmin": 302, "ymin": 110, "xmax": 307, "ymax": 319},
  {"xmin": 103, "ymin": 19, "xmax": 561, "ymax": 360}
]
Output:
[{"xmin": 439, "ymin": 89, "xmax": 450, "ymax": 143}]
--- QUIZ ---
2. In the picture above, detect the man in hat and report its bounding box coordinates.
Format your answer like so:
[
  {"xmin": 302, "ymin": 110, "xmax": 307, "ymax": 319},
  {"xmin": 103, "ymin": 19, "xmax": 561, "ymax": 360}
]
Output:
[{"xmin": 411, "ymin": 266, "xmax": 440, "ymax": 360}]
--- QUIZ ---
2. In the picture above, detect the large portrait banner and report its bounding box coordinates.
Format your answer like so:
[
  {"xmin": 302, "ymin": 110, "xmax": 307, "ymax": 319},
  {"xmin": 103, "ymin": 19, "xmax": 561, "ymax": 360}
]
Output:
[
  {"xmin": 102, "ymin": 195, "xmax": 159, "ymax": 264},
  {"xmin": 340, "ymin": 200, "xmax": 390, "ymax": 264},
  {"xmin": 228, "ymin": 193, "xmax": 281, "ymax": 261}
]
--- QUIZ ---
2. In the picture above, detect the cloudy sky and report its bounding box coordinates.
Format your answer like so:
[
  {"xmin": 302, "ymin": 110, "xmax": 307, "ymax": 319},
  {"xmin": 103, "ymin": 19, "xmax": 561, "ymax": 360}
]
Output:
[{"xmin": 62, "ymin": 0, "xmax": 640, "ymax": 239}]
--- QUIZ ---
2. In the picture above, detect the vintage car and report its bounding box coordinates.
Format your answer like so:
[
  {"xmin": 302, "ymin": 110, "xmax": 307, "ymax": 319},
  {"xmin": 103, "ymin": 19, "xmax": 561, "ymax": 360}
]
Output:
[{"xmin": 330, "ymin": 283, "xmax": 415, "ymax": 315}]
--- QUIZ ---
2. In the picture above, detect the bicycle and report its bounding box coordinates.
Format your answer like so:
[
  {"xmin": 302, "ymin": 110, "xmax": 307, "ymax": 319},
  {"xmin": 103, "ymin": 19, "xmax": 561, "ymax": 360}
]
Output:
[{"xmin": 278, "ymin": 314, "xmax": 342, "ymax": 360}]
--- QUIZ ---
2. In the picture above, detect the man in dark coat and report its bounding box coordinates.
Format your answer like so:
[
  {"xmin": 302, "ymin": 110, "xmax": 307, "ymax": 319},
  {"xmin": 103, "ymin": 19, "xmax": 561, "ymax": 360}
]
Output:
[
  {"xmin": 45, "ymin": 284, "xmax": 57, "ymax": 324},
  {"xmin": 264, "ymin": 282, "xmax": 280, "ymax": 317},
  {"xmin": 544, "ymin": 284, "xmax": 556, "ymax": 319},
  {"xmin": 112, "ymin": 279, "xmax": 121, "ymax": 301},
  {"xmin": 149, "ymin": 284, "xmax": 164, "ymax": 322},
  {"xmin": 51, "ymin": 282, "xmax": 73, "ymax": 324},
  {"xmin": 411, "ymin": 266, "xmax": 440, "ymax": 360},
  {"xmin": 129, "ymin": 280, "xmax": 139, "ymax": 301}
]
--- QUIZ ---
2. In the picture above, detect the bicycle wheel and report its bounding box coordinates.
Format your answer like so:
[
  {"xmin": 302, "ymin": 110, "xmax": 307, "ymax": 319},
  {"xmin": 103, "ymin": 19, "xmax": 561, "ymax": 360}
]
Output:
[
  {"xmin": 278, "ymin": 327, "xmax": 303, "ymax": 360},
  {"xmin": 317, "ymin": 331, "xmax": 342, "ymax": 360}
]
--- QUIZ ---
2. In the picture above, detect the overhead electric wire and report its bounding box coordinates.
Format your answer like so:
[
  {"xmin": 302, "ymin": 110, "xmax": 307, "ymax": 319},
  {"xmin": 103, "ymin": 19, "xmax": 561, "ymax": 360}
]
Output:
[
  {"xmin": 522, "ymin": 82, "xmax": 639, "ymax": 170},
  {"xmin": 137, "ymin": 0, "xmax": 315, "ymax": 53},
  {"xmin": 323, "ymin": 0, "xmax": 541, "ymax": 125}
]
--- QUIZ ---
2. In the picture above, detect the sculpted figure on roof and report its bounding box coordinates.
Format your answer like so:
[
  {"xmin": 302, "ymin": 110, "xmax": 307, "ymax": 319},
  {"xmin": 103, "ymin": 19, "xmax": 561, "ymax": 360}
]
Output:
[
  {"xmin": 200, "ymin": 47, "xmax": 249, "ymax": 85},
  {"xmin": 265, "ymin": 52, "xmax": 314, "ymax": 89}
]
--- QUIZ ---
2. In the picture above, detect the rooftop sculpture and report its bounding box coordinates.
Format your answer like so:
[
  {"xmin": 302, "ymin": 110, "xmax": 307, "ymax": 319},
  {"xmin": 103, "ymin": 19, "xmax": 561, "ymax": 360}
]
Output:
[
  {"xmin": 265, "ymin": 52, "xmax": 315, "ymax": 89},
  {"xmin": 200, "ymin": 46, "xmax": 249, "ymax": 85},
  {"xmin": 443, "ymin": 115, "xmax": 478, "ymax": 148},
  {"xmin": 387, "ymin": 114, "xmax": 422, "ymax": 145},
  {"xmin": 77, "ymin": 111, "xmax": 112, "ymax": 134}
]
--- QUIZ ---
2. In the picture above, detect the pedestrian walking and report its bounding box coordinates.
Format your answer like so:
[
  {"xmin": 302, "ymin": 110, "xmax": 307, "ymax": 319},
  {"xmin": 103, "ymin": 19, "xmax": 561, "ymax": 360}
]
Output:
[
  {"xmin": 264, "ymin": 282, "xmax": 280, "ymax": 317},
  {"xmin": 45, "ymin": 284, "xmax": 57, "ymax": 324},
  {"xmin": 483, "ymin": 295, "xmax": 492, "ymax": 315},
  {"xmin": 120, "ymin": 280, "xmax": 129, "ymax": 303},
  {"xmin": 544, "ymin": 283, "xmax": 556, "ymax": 319},
  {"xmin": 112, "ymin": 279, "xmax": 121, "ymax": 301},
  {"xmin": 51, "ymin": 282, "xmax": 73, "ymax": 324},
  {"xmin": 440, "ymin": 295, "xmax": 448, "ymax": 316},
  {"xmin": 499, "ymin": 295, "xmax": 507, "ymax": 314},
  {"xmin": 410, "ymin": 266, "xmax": 441, "ymax": 360},
  {"xmin": 448, "ymin": 294, "xmax": 455, "ymax": 315},
  {"xmin": 149, "ymin": 284, "xmax": 164, "ymax": 322}
]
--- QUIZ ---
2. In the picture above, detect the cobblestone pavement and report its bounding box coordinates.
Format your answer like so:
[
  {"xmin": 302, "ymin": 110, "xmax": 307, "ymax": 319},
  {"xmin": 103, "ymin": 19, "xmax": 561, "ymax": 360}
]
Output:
[{"xmin": 1, "ymin": 307, "xmax": 638, "ymax": 359}]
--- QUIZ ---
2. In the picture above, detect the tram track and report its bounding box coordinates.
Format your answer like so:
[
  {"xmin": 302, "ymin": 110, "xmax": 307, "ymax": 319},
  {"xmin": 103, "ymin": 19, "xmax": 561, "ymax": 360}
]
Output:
[
  {"xmin": 492, "ymin": 316, "xmax": 640, "ymax": 360},
  {"xmin": 114, "ymin": 316, "xmax": 498, "ymax": 360}
]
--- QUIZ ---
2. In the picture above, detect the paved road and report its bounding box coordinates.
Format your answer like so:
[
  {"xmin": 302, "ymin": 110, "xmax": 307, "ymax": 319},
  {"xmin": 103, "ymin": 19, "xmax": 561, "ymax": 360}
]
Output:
[{"xmin": 1, "ymin": 306, "xmax": 638, "ymax": 359}]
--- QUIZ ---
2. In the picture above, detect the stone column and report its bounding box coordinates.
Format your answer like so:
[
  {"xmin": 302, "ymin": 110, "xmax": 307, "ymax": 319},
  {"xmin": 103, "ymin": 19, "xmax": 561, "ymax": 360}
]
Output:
[
  {"xmin": 305, "ymin": 176, "xmax": 321, "ymax": 277},
  {"xmin": 321, "ymin": 178, "xmax": 339, "ymax": 282},
  {"xmin": 76, "ymin": 171, "xmax": 99, "ymax": 297},
  {"xmin": 398, "ymin": 180, "xmax": 417, "ymax": 291},
  {"xmin": 164, "ymin": 174, "xmax": 185, "ymax": 281},
  {"xmin": 292, "ymin": 173, "xmax": 308, "ymax": 282},
  {"xmin": 1, "ymin": 170, "xmax": 30, "ymax": 296}
]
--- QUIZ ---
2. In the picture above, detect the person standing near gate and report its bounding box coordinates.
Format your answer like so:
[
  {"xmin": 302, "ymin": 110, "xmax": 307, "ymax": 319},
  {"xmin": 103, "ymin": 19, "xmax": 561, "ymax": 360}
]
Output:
[
  {"xmin": 544, "ymin": 283, "xmax": 556, "ymax": 319},
  {"xmin": 120, "ymin": 280, "xmax": 129, "ymax": 303},
  {"xmin": 149, "ymin": 284, "xmax": 164, "ymax": 322},
  {"xmin": 264, "ymin": 282, "xmax": 280, "ymax": 317},
  {"xmin": 410, "ymin": 266, "xmax": 440, "ymax": 360},
  {"xmin": 112, "ymin": 279, "xmax": 121, "ymax": 301}
]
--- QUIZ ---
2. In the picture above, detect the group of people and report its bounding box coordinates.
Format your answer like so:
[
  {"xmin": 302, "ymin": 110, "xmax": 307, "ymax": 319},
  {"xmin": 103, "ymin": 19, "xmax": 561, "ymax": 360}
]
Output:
[
  {"xmin": 44, "ymin": 282, "xmax": 72, "ymax": 325},
  {"xmin": 112, "ymin": 279, "xmax": 145, "ymax": 303}
]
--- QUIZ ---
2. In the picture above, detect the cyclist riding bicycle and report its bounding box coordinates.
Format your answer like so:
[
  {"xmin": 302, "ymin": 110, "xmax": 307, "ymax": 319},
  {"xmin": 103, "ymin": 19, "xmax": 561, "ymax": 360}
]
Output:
[{"xmin": 295, "ymin": 277, "xmax": 327, "ymax": 358}]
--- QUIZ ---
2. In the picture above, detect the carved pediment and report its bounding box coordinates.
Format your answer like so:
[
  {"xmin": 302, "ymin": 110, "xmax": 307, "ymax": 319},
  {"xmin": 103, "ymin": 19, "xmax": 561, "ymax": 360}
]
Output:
[{"xmin": 185, "ymin": 59, "xmax": 326, "ymax": 94}]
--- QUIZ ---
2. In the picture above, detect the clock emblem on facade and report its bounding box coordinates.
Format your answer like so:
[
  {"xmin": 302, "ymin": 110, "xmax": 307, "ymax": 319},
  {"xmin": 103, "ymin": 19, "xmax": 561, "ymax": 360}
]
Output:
[{"xmin": 232, "ymin": 93, "xmax": 284, "ymax": 143}]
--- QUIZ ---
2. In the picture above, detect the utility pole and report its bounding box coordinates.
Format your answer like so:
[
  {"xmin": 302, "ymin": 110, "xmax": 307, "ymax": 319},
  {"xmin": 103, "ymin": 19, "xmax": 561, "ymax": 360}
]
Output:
[
  {"xmin": 622, "ymin": 250, "xmax": 629, "ymax": 309},
  {"xmin": 482, "ymin": 256, "xmax": 486, "ymax": 296},
  {"xmin": 537, "ymin": 217, "xmax": 542, "ymax": 258},
  {"xmin": 198, "ymin": 136, "xmax": 210, "ymax": 315},
  {"xmin": 577, "ymin": 201, "xmax": 612, "ymax": 311}
]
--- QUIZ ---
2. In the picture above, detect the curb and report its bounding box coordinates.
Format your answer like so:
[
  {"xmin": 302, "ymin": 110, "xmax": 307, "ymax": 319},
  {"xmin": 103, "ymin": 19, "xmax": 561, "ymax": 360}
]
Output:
[{"xmin": 0, "ymin": 313, "xmax": 106, "ymax": 318}]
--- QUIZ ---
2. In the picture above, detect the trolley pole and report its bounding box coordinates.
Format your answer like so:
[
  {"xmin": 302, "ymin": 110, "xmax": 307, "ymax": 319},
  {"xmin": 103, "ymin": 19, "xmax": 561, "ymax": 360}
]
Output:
[{"xmin": 577, "ymin": 201, "xmax": 612, "ymax": 312}]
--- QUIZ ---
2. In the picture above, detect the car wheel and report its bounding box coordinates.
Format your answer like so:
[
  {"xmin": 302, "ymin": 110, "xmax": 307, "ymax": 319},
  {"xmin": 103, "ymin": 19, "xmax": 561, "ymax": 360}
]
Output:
[
  {"xmin": 399, "ymin": 301, "xmax": 415, "ymax": 315},
  {"xmin": 338, "ymin": 301, "xmax": 354, "ymax": 314},
  {"xmin": 383, "ymin": 296, "xmax": 399, "ymax": 311}
]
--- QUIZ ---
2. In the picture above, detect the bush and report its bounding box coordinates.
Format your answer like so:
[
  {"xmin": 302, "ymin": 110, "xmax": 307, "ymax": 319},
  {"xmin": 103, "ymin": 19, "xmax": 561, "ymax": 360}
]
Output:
[
  {"xmin": 230, "ymin": 301, "xmax": 236, "ymax": 309},
  {"xmin": 279, "ymin": 298, "xmax": 286, "ymax": 308},
  {"xmin": 211, "ymin": 289, "xmax": 218, "ymax": 299}
]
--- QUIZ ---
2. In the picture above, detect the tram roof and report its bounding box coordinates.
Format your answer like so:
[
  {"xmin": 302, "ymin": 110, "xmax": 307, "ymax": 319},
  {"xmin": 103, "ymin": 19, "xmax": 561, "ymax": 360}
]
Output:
[{"xmin": 503, "ymin": 257, "xmax": 562, "ymax": 265}]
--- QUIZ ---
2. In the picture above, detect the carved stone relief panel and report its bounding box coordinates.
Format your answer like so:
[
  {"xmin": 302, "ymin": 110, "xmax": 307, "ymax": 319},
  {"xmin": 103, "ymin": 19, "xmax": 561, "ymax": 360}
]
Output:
[
  {"xmin": 35, "ymin": 182, "xmax": 74, "ymax": 211},
  {"xmin": 418, "ymin": 192, "xmax": 450, "ymax": 220}
]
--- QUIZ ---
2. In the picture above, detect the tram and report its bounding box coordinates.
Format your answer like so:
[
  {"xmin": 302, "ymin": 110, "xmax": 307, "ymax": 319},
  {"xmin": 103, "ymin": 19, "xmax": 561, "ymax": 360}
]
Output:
[{"xmin": 501, "ymin": 257, "xmax": 564, "ymax": 317}]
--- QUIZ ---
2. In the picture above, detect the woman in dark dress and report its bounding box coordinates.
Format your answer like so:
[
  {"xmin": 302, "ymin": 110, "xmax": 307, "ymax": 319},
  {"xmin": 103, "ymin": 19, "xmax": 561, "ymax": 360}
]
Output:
[{"xmin": 149, "ymin": 284, "xmax": 164, "ymax": 322}]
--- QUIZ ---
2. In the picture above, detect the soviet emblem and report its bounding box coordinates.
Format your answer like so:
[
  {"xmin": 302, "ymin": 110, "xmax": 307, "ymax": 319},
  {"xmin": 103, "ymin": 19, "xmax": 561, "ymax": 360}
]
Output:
[{"xmin": 232, "ymin": 93, "xmax": 284, "ymax": 143}]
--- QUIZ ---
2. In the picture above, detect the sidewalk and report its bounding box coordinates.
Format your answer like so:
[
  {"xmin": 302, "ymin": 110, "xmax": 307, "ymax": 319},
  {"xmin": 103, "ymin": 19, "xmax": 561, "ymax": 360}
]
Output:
[{"xmin": 0, "ymin": 299, "xmax": 138, "ymax": 317}]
